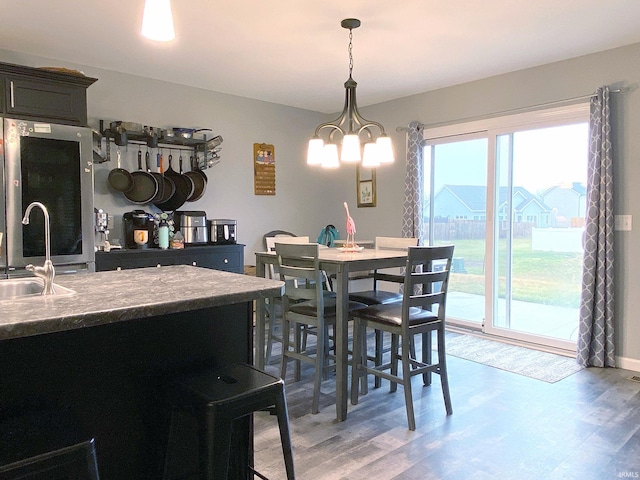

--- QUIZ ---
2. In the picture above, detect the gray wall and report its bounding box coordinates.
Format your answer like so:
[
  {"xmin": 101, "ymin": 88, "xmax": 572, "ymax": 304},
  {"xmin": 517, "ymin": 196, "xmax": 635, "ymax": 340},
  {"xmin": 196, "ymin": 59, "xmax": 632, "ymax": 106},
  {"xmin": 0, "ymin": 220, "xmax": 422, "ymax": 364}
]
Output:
[
  {"xmin": 1, "ymin": 42, "xmax": 639, "ymax": 368},
  {"xmin": 362, "ymin": 43, "xmax": 640, "ymax": 369}
]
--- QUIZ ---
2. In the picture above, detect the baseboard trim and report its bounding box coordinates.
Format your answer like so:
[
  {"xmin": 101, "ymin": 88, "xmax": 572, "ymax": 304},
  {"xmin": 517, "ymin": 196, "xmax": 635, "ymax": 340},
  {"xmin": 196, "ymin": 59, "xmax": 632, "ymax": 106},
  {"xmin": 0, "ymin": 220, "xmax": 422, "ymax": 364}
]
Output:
[{"xmin": 616, "ymin": 356, "xmax": 640, "ymax": 372}]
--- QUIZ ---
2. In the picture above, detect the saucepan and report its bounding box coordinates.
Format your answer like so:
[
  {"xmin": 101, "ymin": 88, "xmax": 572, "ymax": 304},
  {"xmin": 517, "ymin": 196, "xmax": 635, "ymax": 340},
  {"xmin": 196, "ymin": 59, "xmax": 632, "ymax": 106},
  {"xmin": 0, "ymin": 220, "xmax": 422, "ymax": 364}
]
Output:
[{"xmin": 165, "ymin": 128, "xmax": 212, "ymax": 139}]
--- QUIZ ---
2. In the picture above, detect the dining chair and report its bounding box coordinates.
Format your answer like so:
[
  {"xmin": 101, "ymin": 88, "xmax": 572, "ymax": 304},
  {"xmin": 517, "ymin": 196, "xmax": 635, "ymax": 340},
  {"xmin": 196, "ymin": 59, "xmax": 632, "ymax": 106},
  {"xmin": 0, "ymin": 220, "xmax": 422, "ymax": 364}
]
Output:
[
  {"xmin": 261, "ymin": 233, "xmax": 309, "ymax": 365},
  {"xmin": 348, "ymin": 236, "xmax": 418, "ymax": 387},
  {"xmin": 350, "ymin": 245, "xmax": 455, "ymax": 430},
  {"xmin": 276, "ymin": 242, "xmax": 366, "ymax": 414},
  {"xmin": 349, "ymin": 236, "xmax": 419, "ymax": 306}
]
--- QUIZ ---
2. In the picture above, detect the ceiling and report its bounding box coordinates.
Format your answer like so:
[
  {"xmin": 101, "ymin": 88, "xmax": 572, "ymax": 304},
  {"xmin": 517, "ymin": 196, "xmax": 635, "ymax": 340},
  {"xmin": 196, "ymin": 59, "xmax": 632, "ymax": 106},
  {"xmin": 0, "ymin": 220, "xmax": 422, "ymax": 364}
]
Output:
[{"xmin": 2, "ymin": 1, "xmax": 640, "ymax": 114}]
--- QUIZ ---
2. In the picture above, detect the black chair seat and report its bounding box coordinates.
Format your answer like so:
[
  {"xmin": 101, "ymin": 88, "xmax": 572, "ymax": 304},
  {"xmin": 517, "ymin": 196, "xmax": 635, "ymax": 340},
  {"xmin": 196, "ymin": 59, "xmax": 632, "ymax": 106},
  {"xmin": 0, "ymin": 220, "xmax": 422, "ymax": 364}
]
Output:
[
  {"xmin": 349, "ymin": 290, "xmax": 402, "ymax": 305},
  {"xmin": 354, "ymin": 304, "xmax": 439, "ymax": 327},
  {"xmin": 290, "ymin": 299, "xmax": 367, "ymax": 318}
]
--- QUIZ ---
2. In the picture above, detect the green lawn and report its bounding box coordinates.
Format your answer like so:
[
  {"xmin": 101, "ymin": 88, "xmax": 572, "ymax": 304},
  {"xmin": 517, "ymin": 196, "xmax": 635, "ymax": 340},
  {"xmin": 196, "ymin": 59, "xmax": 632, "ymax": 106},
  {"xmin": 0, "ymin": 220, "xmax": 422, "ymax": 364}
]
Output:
[{"xmin": 439, "ymin": 238, "xmax": 583, "ymax": 308}]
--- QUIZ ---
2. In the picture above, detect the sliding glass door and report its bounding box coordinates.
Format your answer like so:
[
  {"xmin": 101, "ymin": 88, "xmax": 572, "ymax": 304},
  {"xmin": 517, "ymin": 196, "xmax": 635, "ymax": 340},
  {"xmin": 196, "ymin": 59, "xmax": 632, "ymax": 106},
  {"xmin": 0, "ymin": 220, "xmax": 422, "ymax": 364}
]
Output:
[
  {"xmin": 423, "ymin": 104, "xmax": 589, "ymax": 351},
  {"xmin": 424, "ymin": 135, "xmax": 487, "ymax": 330}
]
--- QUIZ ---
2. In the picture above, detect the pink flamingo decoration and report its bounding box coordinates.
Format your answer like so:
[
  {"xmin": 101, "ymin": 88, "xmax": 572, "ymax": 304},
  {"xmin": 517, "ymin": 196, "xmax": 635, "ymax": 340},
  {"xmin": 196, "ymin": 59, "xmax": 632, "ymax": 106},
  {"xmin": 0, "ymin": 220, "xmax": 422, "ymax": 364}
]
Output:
[{"xmin": 344, "ymin": 202, "xmax": 357, "ymax": 249}]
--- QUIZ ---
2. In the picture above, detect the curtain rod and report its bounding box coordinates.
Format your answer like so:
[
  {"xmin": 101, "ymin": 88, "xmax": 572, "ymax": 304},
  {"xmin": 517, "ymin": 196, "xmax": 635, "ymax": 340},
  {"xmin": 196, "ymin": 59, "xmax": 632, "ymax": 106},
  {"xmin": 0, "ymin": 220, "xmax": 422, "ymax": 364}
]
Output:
[{"xmin": 396, "ymin": 86, "xmax": 629, "ymax": 133}]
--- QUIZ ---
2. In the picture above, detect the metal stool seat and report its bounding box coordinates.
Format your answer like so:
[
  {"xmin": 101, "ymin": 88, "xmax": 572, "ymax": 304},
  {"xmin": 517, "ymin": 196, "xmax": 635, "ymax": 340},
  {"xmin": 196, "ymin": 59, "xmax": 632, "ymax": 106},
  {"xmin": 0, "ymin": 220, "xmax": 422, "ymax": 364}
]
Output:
[
  {"xmin": 0, "ymin": 406, "xmax": 99, "ymax": 479},
  {"xmin": 164, "ymin": 363, "xmax": 295, "ymax": 480}
]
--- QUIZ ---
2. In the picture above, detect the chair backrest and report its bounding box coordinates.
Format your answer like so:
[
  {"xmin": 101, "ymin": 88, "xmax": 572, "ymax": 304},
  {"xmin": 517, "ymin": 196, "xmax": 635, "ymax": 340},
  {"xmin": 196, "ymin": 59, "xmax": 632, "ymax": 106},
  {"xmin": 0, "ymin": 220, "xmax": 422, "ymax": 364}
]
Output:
[
  {"xmin": 401, "ymin": 245, "xmax": 455, "ymax": 330},
  {"xmin": 275, "ymin": 243, "xmax": 325, "ymax": 317},
  {"xmin": 267, "ymin": 235, "xmax": 311, "ymax": 251},
  {"xmin": 263, "ymin": 230, "xmax": 297, "ymax": 251},
  {"xmin": 263, "ymin": 232, "xmax": 309, "ymax": 279},
  {"xmin": 370, "ymin": 237, "xmax": 419, "ymax": 287},
  {"xmin": 375, "ymin": 236, "xmax": 419, "ymax": 250}
]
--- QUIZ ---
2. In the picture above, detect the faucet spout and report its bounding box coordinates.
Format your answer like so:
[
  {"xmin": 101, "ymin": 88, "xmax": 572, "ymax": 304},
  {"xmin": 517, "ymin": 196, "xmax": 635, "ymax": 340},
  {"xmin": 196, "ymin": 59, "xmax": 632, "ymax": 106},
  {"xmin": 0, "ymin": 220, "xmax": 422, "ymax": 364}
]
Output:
[{"xmin": 22, "ymin": 202, "xmax": 55, "ymax": 295}]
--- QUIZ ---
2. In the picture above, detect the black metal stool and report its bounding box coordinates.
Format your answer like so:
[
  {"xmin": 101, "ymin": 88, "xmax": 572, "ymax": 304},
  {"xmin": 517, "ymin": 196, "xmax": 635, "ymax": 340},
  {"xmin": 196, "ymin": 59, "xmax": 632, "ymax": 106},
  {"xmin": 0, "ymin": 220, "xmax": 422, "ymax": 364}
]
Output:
[
  {"xmin": 163, "ymin": 363, "xmax": 295, "ymax": 480},
  {"xmin": 0, "ymin": 406, "xmax": 99, "ymax": 479}
]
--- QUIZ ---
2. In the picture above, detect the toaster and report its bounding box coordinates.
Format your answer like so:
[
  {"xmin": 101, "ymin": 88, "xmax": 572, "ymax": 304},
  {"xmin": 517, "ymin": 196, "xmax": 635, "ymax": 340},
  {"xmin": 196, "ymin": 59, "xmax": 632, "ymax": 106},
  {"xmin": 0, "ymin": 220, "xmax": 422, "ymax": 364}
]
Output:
[{"xmin": 209, "ymin": 219, "xmax": 237, "ymax": 245}]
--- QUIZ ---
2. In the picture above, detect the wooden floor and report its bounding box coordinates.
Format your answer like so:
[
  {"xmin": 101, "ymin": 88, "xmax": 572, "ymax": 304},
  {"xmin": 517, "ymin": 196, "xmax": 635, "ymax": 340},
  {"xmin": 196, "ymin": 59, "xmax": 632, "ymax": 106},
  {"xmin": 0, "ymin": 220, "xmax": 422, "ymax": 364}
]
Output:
[{"xmin": 254, "ymin": 335, "xmax": 640, "ymax": 480}]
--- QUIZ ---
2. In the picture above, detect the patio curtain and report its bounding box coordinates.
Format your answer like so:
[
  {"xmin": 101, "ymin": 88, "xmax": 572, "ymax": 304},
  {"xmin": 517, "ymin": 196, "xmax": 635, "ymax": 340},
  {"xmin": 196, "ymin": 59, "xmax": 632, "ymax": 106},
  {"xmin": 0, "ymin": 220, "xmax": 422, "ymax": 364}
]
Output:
[
  {"xmin": 402, "ymin": 121, "xmax": 425, "ymax": 243},
  {"xmin": 577, "ymin": 86, "xmax": 615, "ymax": 367}
]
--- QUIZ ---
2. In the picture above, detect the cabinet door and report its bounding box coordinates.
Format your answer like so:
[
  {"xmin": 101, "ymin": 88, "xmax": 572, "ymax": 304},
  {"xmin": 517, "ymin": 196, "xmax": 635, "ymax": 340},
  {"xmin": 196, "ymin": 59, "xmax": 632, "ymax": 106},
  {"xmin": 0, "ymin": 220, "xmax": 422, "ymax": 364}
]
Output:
[
  {"xmin": 4, "ymin": 76, "xmax": 87, "ymax": 125},
  {"xmin": 176, "ymin": 245, "xmax": 244, "ymax": 273}
]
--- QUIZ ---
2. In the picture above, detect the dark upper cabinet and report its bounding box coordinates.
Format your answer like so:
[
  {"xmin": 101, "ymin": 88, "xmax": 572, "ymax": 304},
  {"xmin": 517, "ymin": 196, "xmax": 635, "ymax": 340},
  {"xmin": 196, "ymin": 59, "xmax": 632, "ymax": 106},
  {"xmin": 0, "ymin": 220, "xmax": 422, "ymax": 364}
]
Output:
[{"xmin": 0, "ymin": 62, "xmax": 97, "ymax": 126}]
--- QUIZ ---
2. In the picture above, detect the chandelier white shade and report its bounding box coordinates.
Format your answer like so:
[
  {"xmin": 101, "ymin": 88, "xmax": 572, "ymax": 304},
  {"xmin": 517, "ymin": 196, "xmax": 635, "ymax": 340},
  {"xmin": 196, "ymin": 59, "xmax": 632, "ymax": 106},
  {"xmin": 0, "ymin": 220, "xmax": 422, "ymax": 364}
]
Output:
[
  {"xmin": 307, "ymin": 19, "xmax": 394, "ymax": 169},
  {"xmin": 141, "ymin": 0, "xmax": 175, "ymax": 42}
]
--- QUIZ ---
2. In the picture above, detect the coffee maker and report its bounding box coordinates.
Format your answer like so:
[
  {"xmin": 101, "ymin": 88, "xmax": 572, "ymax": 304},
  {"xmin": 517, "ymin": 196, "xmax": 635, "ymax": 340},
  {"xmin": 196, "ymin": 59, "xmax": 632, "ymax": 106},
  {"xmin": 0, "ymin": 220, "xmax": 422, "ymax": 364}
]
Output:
[{"xmin": 123, "ymin": 210, "xmax": 155, "ymax": 249}]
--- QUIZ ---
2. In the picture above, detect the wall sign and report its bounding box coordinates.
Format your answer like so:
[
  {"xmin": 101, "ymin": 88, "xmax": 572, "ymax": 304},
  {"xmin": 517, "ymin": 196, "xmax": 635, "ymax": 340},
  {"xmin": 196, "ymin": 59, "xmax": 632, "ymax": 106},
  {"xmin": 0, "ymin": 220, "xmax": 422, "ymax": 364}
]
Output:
[{"xmin": 254, "ymin": 143, "xmax": 275, "ymax": 195}]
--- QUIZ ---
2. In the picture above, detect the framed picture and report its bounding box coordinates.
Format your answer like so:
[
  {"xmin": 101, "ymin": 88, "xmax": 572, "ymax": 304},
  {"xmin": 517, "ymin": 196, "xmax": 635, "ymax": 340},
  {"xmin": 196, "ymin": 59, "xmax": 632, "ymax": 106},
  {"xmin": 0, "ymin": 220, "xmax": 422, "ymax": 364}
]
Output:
[{"xmin": 357, "ymin": 166, "xmax": 376, "ymax": 207}]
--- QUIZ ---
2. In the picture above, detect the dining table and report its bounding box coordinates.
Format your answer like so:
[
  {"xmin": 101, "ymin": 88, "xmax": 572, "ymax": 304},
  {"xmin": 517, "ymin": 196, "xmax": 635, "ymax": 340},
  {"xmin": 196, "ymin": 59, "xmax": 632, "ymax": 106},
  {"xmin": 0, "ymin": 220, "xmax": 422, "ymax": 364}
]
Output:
[{"xmin": 254, "ymin": 246, "xmax": 409, "ymax": 422}]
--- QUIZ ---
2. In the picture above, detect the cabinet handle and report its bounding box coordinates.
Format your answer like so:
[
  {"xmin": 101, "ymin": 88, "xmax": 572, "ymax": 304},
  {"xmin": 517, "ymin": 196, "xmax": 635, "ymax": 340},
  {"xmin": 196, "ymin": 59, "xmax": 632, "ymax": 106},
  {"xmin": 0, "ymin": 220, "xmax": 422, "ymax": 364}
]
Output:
[
  {"xmin": 157, "ymin": 264, "xmax": 161, "ymax": 268},
  {"xmin": 192, "ymin": 261, "xmax": 197, "ymax": 266},
  {"xmin": 10, "ymin": 81, "xmax": 15, "ymax": 108},
  {"xmin": 224, "ymin": 258, "xmax": 229, "ymax": 264}
]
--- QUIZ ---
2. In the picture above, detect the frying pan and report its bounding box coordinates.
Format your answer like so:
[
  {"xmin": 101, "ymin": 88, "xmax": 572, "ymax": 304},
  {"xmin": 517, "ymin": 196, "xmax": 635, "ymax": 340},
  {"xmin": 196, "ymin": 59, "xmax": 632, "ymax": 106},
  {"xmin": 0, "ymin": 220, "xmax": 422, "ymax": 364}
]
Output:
[
  {"xmin": 154, "ymin": 153, "xmax": 175, "ymax": 204},
  {"xmin": 185, "ymin": 155, "xmax": 207, "ymax": 202},
  {"xmin": 154, "ymin": 154, "xmax": 193, "ymax": 211},
  {"xmin": 124, "ymin": 149, "xmax": 158, "ymax": 204},
  {"xmin": 107, "ymin": 148, "xmax": 133, "ymax": 192},
  {"xmin": 145, "ymin": 151, "xmax": 165, "ymax": 203}
]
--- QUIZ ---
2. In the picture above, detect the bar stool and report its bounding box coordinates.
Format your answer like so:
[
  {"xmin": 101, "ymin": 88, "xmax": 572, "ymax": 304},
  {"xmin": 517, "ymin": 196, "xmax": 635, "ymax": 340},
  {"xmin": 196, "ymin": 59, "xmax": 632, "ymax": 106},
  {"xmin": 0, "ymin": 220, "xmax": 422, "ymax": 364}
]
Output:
[
  {"xmin": 163, "ymin": 363, "xmax": 295, "ymax": 480},
  {"xmin": 0, "ymin": 406, "xmax": 99, "ymax": 479}
]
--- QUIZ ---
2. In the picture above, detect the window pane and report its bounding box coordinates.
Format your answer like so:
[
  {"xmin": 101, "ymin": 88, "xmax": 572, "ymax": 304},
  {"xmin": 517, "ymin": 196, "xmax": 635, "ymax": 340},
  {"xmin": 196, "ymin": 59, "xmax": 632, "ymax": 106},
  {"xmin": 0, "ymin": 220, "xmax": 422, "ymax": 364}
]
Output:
[
  {"xmin": 426, "ymin": 138, "xmax": 488, "ymax": 325},
  {"xmin": 494, "ymin": 123, "xmax": 587, "ymax": 341}
]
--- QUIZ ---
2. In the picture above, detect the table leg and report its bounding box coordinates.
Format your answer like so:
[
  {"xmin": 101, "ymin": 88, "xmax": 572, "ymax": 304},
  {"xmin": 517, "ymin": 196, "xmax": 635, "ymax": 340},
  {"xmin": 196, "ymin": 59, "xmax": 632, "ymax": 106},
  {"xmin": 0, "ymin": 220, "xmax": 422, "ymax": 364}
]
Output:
[
  {"xmin": 255, "ymin": 260, "xmax": 267, "ymax": 370},
  {"xmin": 335, "ymin": 266, "xmax": 349, "ymax": 422}
]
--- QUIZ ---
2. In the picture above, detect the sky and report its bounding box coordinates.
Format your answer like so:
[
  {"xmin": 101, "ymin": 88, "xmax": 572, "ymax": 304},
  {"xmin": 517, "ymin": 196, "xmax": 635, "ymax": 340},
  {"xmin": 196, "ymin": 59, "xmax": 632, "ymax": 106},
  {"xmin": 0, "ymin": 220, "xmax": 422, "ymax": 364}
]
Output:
[{"xmin": 426, "ymin": 122, "xmax": 588, "ymax": 195}]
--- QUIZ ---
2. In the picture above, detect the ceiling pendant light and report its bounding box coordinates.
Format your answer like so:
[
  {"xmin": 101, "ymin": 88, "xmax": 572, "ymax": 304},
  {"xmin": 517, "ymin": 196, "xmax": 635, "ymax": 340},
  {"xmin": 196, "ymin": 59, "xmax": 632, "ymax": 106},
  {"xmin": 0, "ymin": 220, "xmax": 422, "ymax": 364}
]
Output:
[
  {"xmin": 307, "ymin": 18, "xmax": 394, "ymax": 169},
  {"xmin": 141, "ymin": 0, "xmax": 175, "ymax": 42}
]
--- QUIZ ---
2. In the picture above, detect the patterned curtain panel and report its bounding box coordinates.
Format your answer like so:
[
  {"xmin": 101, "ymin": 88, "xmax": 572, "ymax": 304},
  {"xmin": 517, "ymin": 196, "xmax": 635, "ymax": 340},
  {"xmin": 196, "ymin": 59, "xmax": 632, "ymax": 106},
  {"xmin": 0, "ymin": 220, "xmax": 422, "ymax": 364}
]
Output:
[
  {"xmin": 577, "ymin": 86, "xmax": 615, "ymax": 367},
  {"xmin": 402, "ymin": 121, "xmax": 425, "ymax": 243}
]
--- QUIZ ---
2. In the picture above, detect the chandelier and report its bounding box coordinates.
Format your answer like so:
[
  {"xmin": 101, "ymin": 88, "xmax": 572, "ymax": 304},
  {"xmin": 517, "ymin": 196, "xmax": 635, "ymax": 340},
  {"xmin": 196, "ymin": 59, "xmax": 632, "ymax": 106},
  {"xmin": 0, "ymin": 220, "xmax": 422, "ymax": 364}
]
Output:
[{"xmin": 307, "ymin": 18, "xmax": 394, "ymax": 169}]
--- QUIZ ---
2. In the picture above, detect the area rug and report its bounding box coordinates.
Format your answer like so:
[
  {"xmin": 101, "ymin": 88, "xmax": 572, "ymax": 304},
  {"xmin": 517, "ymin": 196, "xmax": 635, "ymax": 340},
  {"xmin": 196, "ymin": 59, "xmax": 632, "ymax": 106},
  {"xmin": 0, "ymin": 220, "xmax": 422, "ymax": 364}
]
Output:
[{"xmin": 446, "ymin": 333, "xmax": 584, "ymax": 383}]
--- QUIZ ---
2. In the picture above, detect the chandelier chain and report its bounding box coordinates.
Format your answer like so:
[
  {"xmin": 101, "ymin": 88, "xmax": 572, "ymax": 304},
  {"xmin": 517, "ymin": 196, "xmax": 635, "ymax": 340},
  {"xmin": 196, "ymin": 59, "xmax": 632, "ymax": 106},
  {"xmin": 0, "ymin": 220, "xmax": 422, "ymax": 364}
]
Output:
[{"xmin": 348, "ymin": 28, "xmax": 354, "ymax": 77}]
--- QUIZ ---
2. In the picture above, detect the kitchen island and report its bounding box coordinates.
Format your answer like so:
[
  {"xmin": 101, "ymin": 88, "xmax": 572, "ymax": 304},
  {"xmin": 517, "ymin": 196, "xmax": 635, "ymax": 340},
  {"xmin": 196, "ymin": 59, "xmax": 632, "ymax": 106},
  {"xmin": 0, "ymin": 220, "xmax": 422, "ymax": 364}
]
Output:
[{"xmin": 0, "ymin": 265, "xmax": 283, "ymax": 479}]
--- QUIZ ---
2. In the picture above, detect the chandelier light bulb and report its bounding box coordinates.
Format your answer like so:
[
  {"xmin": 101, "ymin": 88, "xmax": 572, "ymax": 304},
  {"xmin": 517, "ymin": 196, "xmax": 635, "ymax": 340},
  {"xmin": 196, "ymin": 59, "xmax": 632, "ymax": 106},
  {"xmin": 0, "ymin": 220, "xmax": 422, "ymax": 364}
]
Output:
[
  {"xmin": 362, "ymin": 142, "xmax": 381, "ymax": 168},
  {"xmin": 142, "ymin": 0, "xmax": 175, "ymax": 42},
  {"xmin": 307, "ymin": 137, "xmax": 325, "ymax": 165},
  {"xmin": 376, "ymin": 135, "xmax": 394, "ymax": 164},
  {"xmin": 322, "ymin": 144, "xmax": 340, "ymax": 169},
  {"xmin": 341, "ymin": 134, "xmax": 361, "ymax": 162}
]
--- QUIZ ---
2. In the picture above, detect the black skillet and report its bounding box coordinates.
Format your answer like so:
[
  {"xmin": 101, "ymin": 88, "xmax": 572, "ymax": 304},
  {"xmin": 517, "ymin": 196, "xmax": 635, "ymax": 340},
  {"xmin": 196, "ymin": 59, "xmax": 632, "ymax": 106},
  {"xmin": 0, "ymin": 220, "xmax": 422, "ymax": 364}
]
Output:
[
  {"xmin": 145, "ymin": 151, "xmax": 165, "ymax": 203},
  {"xmin": 107, "ymin": 147, "xmax": 133, "ymax": 192},
  {"xmin": 154, "ymin": 153, "xmax": 193, "ymax": 211},
  {"xmin": 154, "ymin": 152, "xmax": 175, "ymax": 204},
  {"xmin": 124, "ymin": 149, "xmax": 158, "ymax": 204},
  {"xmin": 185, "ymin": 155, "xmax": 207, "ymax": 202}
]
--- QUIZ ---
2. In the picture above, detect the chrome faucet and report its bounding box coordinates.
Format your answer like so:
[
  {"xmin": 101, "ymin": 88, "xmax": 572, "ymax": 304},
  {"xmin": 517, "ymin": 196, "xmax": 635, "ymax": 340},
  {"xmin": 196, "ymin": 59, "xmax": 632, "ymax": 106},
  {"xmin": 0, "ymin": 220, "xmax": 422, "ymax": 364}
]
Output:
[{"xmin": 22, "ymin": 202, "xmax": 55, "ymax": 295}]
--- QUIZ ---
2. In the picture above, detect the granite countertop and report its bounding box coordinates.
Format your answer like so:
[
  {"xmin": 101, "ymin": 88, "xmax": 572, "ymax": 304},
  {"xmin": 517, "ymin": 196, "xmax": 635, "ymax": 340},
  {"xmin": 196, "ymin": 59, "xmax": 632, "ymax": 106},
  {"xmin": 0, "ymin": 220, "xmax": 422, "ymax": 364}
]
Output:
[{"xmin": 0, "ymin": 265, "xmax": 283, "ymax": 341}]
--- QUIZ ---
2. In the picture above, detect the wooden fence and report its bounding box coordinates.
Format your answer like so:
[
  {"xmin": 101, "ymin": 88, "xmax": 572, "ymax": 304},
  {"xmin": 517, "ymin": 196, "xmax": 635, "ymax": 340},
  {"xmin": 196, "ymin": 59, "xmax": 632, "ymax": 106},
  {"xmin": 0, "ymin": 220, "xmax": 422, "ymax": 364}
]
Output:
[{"xmin": 428, "ymin": 219, "xmax": 533, "ymax": 240}]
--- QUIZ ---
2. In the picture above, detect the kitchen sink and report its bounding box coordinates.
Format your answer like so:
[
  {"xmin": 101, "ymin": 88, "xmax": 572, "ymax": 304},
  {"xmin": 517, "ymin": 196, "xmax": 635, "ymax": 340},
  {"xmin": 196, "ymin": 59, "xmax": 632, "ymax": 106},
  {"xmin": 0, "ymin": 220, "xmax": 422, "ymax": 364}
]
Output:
[{"xmin": 0, "ymin": 278, "xmax": 75, "ymax": 301}]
